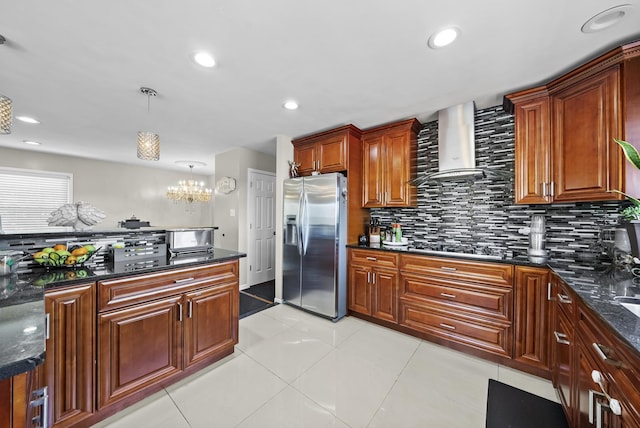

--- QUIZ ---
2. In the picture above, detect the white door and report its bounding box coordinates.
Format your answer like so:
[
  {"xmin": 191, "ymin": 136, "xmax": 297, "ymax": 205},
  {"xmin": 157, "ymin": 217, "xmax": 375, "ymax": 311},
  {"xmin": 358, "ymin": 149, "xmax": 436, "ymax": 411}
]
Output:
[{"xmin": 247, "ymin": 169, "xmax": 276, "ymax": 286}]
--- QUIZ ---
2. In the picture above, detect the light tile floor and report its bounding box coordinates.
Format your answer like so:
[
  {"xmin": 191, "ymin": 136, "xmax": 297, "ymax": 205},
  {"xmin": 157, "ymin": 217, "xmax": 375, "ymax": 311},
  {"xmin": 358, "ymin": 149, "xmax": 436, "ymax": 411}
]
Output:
[{"xmin": 93, "ymin": 304, "xmax": 558, "ymax": 428}]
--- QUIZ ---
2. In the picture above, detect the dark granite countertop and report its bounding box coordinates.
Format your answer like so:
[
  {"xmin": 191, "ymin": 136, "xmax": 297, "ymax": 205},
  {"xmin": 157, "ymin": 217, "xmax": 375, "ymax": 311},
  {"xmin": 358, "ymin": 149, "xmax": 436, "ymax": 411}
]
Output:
[
  {"xmin": 347, "ymin": 243, "xmax": 640, "ymax": 357},
  {"xmin": 0, "ymin": 274, "xmax": 46, "ymax": 381},
  {"xmin": 0, "ymin": 247, "xmax": 245, "ymax": 380}
]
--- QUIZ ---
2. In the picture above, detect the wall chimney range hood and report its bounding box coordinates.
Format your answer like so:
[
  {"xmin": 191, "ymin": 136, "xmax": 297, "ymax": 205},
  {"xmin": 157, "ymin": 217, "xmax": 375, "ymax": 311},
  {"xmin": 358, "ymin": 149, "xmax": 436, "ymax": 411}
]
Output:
[{"xmin": 412, "ymin": 101, "xmax": 507, "ymax": 186}]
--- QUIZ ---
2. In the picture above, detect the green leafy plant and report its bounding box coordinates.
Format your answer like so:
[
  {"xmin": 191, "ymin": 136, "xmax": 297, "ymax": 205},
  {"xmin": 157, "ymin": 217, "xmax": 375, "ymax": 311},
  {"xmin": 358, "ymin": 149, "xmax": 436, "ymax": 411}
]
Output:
[{"xmin": 613, "ymin": 138, "xmax": 640, "ymax": 220}]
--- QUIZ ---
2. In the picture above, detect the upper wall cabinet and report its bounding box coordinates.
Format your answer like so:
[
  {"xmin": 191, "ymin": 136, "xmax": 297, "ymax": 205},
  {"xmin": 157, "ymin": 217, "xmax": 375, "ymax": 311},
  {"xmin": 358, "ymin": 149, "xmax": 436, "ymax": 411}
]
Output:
[
  {"xmin": 362, "ymin": 118, "xmax": 421, "ymax": 208},
  {"xmin": 292, "ymin": 125, "xmax": 362, "ymax": 176},
  {"xmin": 506, "ymin": 40, "xmax": 640, "ymax": 204}
]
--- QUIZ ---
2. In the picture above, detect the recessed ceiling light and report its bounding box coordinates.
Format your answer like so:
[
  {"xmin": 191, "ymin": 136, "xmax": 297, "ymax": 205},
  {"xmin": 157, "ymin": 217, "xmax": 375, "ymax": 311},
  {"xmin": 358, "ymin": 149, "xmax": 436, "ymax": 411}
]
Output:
[
  {"xmin": 193, "ymin": 52, "xmax": 216, "ymax": 68},
  {"xmin": 16, "ymin": 116, "xmax": 40, "ymax": 124},
  {"xmin": 582, "ymin": 4, "xmax": 632, "ymax": 33},
  {"xmin": 23, "ymin": 140, "xmax": 41, "ymax": 146},
  {"xmin": 428, "ymin": 27, "xmax": 460, "ymax": 49},
  {"xmin": 283, "ymin": 100, "xmax": 299, "ymax": 110}
]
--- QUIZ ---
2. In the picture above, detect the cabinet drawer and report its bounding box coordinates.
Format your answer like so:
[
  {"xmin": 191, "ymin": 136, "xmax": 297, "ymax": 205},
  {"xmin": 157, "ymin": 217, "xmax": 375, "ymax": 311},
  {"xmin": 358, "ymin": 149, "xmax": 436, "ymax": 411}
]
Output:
[
  {"xmin": 400, "ymin": 254, "xmax": 513, "ymax": 288},
  {"xmin": 349, "ymin": 249, "xmax": 399, "ymax": 269},
  {"xmin": 578, "ymin": 307, "xmax": 640, "ymax": 425},
  {"xmin": 553, "ymin": 275, "xmax": 574, "ymax": 319},
  {"xmin": 98, "ymin": 262, "xmax": 238, "ymax": 312},
  {"xmin": 400, "ymin": 273, "xmax": 511, "ymax": 322},
  {"xmin": 399, "ymin": 300, "xmax": 511, "ymax": 357}
]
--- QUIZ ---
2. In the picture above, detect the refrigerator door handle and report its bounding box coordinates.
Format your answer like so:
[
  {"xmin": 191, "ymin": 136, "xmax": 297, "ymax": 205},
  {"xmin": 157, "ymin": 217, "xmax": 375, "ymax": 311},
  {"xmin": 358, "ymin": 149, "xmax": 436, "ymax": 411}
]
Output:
[
  {"xmin": 296, "ymin": 190, "xmax": 304, "ymax": 256},
  {"xmin": 301, "ymin": 191, "xmax": 309, "ymax": 256}
]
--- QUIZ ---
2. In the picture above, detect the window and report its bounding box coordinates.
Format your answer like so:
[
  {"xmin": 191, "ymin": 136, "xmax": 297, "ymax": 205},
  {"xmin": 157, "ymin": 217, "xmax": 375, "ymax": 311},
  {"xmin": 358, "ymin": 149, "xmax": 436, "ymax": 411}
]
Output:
[{"xmin": 0, "ymin": 167, "xmax": 73, "ymax": 232}]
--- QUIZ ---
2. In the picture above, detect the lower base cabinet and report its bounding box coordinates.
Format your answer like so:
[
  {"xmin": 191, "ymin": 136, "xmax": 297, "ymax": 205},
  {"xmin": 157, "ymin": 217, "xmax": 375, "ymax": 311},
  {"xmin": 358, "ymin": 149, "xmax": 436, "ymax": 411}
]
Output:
[
  {"xmin": 348, "ymin": 249, "xmax": 399, "ymax": 323},
  {"xmin": 550, "ymin": 274, "xmax": 640, "ymax": 428},
  {"xmin": 513, "ymin": 266, "xmax": 551, "ymax": 374},
  {"xmin": 41, "ymin": 282, "xmax": 96, "ymax": 427},
  {"xmin": 97, "ymin": 261, "xmax": 239, "ymax": 410}
]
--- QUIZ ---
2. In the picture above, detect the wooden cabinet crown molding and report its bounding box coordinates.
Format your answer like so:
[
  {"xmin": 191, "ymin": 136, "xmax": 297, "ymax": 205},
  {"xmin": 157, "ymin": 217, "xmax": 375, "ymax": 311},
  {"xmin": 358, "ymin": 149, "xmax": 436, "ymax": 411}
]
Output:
[{"xmin": 292, "ymin": 124, "xmax": 362, "ymax": 145}]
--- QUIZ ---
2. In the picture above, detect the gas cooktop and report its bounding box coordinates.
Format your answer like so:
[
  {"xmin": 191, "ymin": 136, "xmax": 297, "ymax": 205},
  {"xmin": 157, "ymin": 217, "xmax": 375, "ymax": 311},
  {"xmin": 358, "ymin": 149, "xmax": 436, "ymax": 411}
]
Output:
[{"xmin": 409, "ymin": 242, "xmax": 505, "ymax": 261}]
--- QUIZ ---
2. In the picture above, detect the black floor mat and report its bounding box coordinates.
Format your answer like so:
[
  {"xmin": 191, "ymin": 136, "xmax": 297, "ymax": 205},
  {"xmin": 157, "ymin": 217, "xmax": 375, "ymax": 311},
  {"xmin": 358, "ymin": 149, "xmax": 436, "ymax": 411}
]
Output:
[
  {"xmin": 245, "ymin": 280, "xmax": 275, "ymax": 301},
  {"xmin": 239, "ymin": 291, "xmax": 274, "ymax": 319},
  {"xmin": 486, "ymin": 379, "xmax": 568, "ymax": 428}
]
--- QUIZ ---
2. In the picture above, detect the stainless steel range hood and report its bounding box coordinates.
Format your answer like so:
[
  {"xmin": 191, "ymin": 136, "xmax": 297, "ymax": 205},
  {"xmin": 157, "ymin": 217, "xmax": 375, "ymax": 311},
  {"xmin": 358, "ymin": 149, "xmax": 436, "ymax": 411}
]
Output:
[{"xmin": 412, "ymin": 101, "xmax": 507, "ymax": 186}]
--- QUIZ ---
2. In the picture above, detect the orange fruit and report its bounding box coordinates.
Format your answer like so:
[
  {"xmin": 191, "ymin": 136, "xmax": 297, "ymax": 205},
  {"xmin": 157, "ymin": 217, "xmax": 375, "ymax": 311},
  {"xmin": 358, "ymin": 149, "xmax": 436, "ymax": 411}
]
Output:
[
  {"xmin": 65, "ymin": 256, "xmax": 78, "ymax": 265},
  {"xmin": 53, "ymin": 244, "xmax": 67, "ymax": 251},
  {"xmin": 71, "ymin": 247, "xmax": 88, "ymax": 256}
]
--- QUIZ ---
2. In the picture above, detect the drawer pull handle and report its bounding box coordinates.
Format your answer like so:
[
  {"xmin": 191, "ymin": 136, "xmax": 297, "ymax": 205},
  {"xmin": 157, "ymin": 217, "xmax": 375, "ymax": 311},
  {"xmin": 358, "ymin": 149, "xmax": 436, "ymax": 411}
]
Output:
[
  {"xmin": 592, "ymin": 343, "xmax": 622, "ymax": 367},
  {"xmin": 557, "ymin": 293, "xmax": 572, "ymax": 304},
  {"xmin": 439, "ymin": 323, "xmax": 456, "ymax": 330},
  {"xmin": 188, "ymin": 301, "xmax": 193, "ymax": 318},
  {"xmin": 547, "ymin": 282, "xmax": 553, "ymax": 301},
  {"xmin": 553, "ymin": 331, "xmax": 570, "ymax": 345},
  {"xmin": 174, "ymin": 277, "xmax": 195, "ymax": 284},
  {"xmin": 366, "ymin": 257, "xmax": 377, "ymax": 261},
  {"xmin": 177, "ymin": 303, "xmax": 183, "ymax": 321},
  {"xmin": 440, "ymin": 266, "xmax": 457, "ymax": 272},
  {"xmin": 440, "ymin": 292, "xmax": 456, "ymax": 299}
]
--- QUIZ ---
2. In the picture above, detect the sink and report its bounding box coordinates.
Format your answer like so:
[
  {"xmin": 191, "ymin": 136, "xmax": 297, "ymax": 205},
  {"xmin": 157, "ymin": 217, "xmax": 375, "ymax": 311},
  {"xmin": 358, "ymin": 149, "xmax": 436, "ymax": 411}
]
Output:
[{"xmin": 614, "ymin": 296, "xmax": 640, "ymax": 318}]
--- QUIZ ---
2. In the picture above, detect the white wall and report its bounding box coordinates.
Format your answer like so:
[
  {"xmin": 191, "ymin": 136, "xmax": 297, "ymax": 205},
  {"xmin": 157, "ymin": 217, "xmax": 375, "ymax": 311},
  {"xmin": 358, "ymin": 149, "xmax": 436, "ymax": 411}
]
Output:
[
  {"xmin": 0, "ymin": 147, "xmax": 214, "ymax": 228},
  {"xmin": 213, "ymin": 147, "xmax": 276, "ymax": 288},
  {"xmin": 275, "ymin": 135, "xmax": 293, "ymax": 302}
]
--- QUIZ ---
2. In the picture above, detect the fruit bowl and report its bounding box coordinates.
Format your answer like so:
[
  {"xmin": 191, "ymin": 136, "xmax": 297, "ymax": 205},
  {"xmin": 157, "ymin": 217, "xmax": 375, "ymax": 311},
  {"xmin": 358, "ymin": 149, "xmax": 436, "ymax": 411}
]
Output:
[{"xmin": 32, "ymin": 244, "xmax": 98, "ymax": 268}]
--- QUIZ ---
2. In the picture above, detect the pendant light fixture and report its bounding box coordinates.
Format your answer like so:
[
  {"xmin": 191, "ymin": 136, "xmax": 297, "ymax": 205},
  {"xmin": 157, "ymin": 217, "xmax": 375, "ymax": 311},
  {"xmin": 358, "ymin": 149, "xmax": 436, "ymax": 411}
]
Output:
[
  {"xmin": 137, "ymin": 87, "xmax": 160, "ymax": 161},
  {"xmin": 0, "ymin": 95, "xmax": 12, "ymax": 134}
]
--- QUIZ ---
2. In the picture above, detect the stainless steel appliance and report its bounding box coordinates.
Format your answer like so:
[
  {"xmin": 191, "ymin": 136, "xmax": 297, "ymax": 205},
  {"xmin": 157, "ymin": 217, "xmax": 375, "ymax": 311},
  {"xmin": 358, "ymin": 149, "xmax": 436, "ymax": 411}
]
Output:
[
  {"xmin": 166, "ymin": 227, "xmax": 215, "ymax": 255},
  {"xmin": 283, "ymin": 172, "xmax": 347, "ymax": 321}
]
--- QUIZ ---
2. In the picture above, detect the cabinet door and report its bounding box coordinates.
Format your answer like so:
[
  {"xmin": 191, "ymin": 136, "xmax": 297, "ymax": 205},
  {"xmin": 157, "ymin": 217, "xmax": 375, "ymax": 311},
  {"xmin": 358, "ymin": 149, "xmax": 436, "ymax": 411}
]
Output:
[
  {"xmin": 317, "ymin": 134, "xmax": 347, "ymax": 173},
  {"xmin": 513, "ymin": 267, "xmax": 550, "ymax": 371},
  {"xmin": 362, "ymin": 135, "xmax": 384, "ymax": 207},
  {"xmin": 371, "ymin": 268, "xmax": 398, "ymax": 322},
  {"xmin": 551, "ymin": 307, "xmax": 573, "ymax": 425},
  {"xmin": 552, "ymin": 66, "xmax": 622, "ymax": 202},
  {"xmin": 44, "ymin": 283, "xmax": 95, "ymax": 426},
  {"xmin": 183, "ymin": 283, "xmax": 238, "ymax": 369},
  {"xmin": 293, "ymin": 142, "xmax": 317, "ymax": 176},
  {"xmin": 514, "ymin": 96, "xmax": 551, "ymax": 204},
  {"xmin": 98, "ymin": 296, "xmax": 182, "ymax": 409},
  {"xmin": 348, "ymin": 265, "xmax": 372, "ymax": 315},
  {"xmin": 383, "ymin": 130, "xmax": 414, "ymax": 207}
]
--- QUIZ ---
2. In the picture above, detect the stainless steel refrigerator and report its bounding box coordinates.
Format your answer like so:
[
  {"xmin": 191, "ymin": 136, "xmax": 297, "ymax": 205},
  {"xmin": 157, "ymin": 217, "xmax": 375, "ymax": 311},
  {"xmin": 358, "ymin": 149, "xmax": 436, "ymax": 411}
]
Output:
[{"xmin": 283, "ymin": 172, "xmax": 347, "ymax": 321}]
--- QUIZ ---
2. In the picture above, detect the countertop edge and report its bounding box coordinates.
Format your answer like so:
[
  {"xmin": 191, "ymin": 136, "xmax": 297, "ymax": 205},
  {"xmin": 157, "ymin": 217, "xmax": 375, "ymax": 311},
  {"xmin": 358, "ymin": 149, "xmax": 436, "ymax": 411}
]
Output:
[{"xmin": 0, "ymin": 351, "xmax": 45, "ymax": 381}]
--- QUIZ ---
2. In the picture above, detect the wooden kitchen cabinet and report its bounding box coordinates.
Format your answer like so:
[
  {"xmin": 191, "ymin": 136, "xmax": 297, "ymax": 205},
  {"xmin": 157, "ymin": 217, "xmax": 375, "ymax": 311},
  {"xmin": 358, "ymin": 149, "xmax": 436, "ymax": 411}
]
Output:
[
  {"xmin": 97, "ymin": 261, "xmax": 239, "ymax": 409},
  {"xmin": 513, "ymin": 266, "xmax": 550, "ymax": 374},
  {"xmin": 347, "ymin": 249, "xmax": 399, "ymax": 322},
  {"xmin": 506, "ymin": 40, "xmax": 640, "ymax": 204},
  {"xmin": 41, "ymin": 282, "xmax": 96, "ymax": 427},
  {"xmin": 398, "ymin": 254, "xmax": 513, "ymax": 359},
  {"xmin": 362, "ymin": 118, "xmax": 420, "ymax": 208},
  {"xmin": 98, "ymin": 295, "xmax": 183, "ymax": 408},
  {"xmin": 292, "ymin": 125, "xmax": 361, "ymax": 176},
  {"xmin": 551, "ymin": 66, "xmax": 622, "ymax": 203},
  {"xmin": 183, "ymin": 282, "xmax": 238, "ymax": 369},
  {"xmin": 510, "ymin": 91, "xmax": 552, "ymax": 204},
  {"xmin": 550, "ymin": 273, "xmax": 640, "ymax": 428},
  {"xmin": 550, "ymin": 274, "xmax": 574, "ymax": 425}
]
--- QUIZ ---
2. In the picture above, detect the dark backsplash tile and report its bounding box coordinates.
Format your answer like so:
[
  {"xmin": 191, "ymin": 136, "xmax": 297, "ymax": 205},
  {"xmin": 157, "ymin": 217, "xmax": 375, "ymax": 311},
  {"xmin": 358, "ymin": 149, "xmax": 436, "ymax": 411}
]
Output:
[{"xmin": 370, "ymin": 105, "xmax": 625, "ymax": 262}]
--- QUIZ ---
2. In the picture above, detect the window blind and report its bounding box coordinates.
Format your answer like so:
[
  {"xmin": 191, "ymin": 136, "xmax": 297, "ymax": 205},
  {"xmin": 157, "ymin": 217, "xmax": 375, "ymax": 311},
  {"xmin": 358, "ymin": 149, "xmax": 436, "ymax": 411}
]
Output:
[{"xmin": 0, "ymin": 167, "xmax": 73, "ymax": 232}]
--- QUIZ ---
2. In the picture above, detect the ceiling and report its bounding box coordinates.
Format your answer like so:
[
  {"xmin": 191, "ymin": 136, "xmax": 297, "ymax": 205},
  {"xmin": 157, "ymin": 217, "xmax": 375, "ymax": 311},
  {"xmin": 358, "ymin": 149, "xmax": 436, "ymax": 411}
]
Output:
[{"xmin": 1, "ymin": 1, "xmax": 639, "ymax": 175}]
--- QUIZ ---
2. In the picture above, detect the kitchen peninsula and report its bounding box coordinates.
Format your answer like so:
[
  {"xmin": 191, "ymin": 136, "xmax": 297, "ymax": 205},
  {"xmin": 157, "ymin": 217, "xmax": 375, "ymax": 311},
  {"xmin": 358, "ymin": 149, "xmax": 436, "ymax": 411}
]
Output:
[{"xmin": 0, "ymin": 228, "xmax": 245, "ymax": 428}]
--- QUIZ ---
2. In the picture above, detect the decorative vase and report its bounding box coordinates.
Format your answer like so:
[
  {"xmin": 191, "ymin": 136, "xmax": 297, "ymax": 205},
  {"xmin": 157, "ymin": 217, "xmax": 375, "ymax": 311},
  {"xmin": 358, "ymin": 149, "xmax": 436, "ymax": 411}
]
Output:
[{"xmin": 622, "ymin": 221, "xmax": 640, "ymax": 258}]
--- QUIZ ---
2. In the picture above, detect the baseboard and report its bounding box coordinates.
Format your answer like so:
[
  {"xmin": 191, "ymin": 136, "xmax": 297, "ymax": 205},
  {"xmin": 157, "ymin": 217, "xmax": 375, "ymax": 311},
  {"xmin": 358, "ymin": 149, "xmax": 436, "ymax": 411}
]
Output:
[{"xmin": 274, "ymin": 297, "xmax": 283, "ymax": 304}]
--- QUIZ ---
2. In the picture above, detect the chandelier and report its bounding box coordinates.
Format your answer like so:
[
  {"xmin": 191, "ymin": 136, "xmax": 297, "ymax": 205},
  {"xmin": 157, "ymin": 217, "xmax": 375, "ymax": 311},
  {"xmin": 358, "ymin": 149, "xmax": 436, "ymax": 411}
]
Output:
[{"xmin": 167, "ymin": 163, "xmax": 212, "ymax": 204}]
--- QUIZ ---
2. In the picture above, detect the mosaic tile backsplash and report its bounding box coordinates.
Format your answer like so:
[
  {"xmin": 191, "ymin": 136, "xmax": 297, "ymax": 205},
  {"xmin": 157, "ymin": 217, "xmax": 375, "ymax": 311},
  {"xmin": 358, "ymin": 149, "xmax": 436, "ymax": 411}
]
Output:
[{"xmin": 370, "ymin": 105, "xmax": 627, "ymax": 263}]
